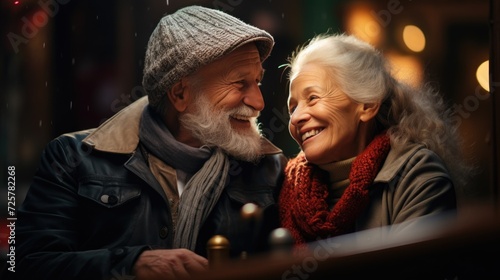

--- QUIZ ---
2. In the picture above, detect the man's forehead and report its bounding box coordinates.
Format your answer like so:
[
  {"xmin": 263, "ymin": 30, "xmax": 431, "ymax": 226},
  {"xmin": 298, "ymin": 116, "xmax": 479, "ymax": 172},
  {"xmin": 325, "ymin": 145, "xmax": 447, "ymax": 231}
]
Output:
[
  {"xmin": 203, "ymin": 44, "xmax": 262, "ymax": 73},
  {"xmin": 218, "ymin": 43, "xmax": 261, "ymax": 63}
]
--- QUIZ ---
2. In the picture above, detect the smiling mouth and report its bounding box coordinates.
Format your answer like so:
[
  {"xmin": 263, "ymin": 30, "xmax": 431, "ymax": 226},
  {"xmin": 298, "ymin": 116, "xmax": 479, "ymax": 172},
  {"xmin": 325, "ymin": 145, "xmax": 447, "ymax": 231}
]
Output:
[
  {"xmin": 301, "ymin": 129, "xmax": 323, "ymax": 142},
  {"xmin": 231, "ymin": 114, "xmax": 253, "ymax": 122}
]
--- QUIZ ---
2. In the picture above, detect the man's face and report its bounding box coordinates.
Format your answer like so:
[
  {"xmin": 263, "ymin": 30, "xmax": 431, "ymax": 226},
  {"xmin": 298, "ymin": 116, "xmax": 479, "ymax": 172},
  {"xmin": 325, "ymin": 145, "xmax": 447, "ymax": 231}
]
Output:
[{"xmin": 179, "ymin": 43, "xmax": 265, "ymax": 162}]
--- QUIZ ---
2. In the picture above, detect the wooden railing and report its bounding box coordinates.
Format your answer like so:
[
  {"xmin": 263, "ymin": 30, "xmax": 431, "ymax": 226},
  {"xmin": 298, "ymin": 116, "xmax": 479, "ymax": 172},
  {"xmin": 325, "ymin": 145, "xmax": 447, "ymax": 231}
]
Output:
[{"xmin": 194, "ymin": 205, "xmax": 500, "ymax": 280}]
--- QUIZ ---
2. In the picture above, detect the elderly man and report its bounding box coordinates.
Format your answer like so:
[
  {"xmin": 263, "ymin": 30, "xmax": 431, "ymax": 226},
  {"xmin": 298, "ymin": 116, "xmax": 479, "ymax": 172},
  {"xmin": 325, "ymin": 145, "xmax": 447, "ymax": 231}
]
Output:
[{"xmin": 13, "ymin": 5, "xmax": 286, "ymax": 280}]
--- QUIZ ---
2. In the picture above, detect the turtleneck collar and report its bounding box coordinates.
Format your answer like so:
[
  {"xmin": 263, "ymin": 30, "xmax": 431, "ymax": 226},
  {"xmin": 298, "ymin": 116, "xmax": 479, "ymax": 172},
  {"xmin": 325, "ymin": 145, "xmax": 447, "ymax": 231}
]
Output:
[{"xmin": 318, "ymin": 157, "xmax": 355, "ymax": 184}]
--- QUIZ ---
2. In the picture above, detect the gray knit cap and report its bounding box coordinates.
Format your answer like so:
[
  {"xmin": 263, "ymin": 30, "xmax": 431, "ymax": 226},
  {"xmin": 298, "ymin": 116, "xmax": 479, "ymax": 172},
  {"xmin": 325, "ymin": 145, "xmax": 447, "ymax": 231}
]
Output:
[{"xmin": 142, "ymin": 5, "xmax": 275, "ymax": 108}]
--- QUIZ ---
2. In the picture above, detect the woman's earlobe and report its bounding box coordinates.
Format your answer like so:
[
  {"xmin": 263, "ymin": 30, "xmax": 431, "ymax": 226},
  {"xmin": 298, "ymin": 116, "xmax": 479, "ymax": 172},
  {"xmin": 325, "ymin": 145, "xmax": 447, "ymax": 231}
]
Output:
[{"xmin": 360, "ymin": 102, "xmax": 380, "ymax": 122}]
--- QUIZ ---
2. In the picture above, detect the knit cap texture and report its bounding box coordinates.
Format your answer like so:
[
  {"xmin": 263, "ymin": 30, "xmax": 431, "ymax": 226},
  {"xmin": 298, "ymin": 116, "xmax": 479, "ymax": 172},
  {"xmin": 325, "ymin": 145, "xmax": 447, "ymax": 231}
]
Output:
[{"xmin": 142, "ymin": 5, "xmax": 275, "ymax": 108}]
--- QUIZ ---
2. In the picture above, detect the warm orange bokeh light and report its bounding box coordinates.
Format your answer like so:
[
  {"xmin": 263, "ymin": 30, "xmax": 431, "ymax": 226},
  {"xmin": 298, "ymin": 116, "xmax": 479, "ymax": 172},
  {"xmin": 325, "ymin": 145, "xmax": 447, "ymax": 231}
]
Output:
[
  {"xmin": 476, "ymin": 60, "xmax": 489, "ymax": 92},
  {"xmin": 386, "ymin": 52, "xmax": 423, "ymax": 87},
  {"xmin": 344, "ymin": 3, "xmax": 384, "ymax": 46},
  {"xmin": 402, "ymin": 25, "xmax": 426, "ymax": 52}
]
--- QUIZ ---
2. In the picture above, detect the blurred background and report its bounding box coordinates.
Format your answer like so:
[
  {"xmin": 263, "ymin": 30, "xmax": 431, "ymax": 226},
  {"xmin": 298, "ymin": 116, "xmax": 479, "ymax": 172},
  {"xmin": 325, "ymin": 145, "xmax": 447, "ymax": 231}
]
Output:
[{"xmin": 0, "ymin": 0, "xmax": 498, "ymax": 255}]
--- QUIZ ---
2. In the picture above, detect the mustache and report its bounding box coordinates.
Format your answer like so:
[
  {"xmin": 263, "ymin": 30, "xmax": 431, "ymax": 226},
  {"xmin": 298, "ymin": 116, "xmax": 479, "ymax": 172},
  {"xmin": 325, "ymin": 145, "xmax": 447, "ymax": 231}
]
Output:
[{"xmin": 228, "ymin": 105, "xmax": 260, "ymax": 119}]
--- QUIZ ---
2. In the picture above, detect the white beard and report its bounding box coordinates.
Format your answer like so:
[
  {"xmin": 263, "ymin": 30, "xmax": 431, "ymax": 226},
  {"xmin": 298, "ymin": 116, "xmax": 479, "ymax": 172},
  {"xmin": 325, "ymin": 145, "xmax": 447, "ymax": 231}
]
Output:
[{"xmin": 179, "ymin": 94, "xmax": 263, "ymax": 162}]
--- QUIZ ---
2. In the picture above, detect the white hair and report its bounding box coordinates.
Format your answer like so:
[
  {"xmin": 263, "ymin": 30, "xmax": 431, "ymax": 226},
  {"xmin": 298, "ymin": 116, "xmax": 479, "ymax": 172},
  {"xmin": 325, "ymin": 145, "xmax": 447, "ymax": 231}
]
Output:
[{"xmin": 179, "ymin": 92, "xmax": 263, "ymax": 163}]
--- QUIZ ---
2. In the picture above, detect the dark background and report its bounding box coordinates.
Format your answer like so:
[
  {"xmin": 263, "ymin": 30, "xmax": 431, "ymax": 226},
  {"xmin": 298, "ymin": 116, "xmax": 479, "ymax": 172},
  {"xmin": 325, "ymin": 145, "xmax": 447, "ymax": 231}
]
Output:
[{"xmin": 0, "ymin": 0, "xmax": 497, "ymax": 259}]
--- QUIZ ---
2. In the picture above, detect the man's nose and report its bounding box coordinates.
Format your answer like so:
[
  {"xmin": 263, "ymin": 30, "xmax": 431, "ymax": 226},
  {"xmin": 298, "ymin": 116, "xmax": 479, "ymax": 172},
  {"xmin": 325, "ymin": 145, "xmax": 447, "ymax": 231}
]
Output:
[{"xmin": 243, "ymin": 85, "xmax": 265, "ymax": 112}]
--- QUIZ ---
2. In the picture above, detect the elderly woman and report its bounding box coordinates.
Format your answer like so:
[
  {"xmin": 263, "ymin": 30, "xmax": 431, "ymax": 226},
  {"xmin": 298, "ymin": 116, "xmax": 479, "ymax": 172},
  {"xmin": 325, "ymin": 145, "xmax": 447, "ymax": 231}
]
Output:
[{"xmin": 279, "ymin": 33, "xmax": 471, "ymax": 245}]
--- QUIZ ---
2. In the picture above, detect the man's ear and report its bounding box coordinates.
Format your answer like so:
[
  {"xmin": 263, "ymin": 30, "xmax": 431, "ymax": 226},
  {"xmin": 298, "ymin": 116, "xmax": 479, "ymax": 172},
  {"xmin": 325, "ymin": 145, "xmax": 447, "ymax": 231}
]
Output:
[
  {"xmin": 167, "ymin": 79, "xmax": 190, "ymax": 112},
  {"xmin": 359, "ymin": 102, "xmax": 380, "ymax": 122}
]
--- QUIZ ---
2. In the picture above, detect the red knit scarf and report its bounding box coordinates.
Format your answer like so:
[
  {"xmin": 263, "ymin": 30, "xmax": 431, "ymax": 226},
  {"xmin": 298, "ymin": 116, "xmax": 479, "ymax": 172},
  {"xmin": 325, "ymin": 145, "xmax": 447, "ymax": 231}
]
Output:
[{"xmin": 279, "ymin": 132, "xmax": 391, "ymax": 245}]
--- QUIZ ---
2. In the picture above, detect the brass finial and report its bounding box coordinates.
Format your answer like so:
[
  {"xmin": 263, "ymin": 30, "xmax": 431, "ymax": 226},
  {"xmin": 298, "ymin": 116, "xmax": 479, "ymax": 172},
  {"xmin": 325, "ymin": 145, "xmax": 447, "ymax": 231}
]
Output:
[{"xmin": 207, "ymin": 235, "xmax": 230, "ymax": 268}]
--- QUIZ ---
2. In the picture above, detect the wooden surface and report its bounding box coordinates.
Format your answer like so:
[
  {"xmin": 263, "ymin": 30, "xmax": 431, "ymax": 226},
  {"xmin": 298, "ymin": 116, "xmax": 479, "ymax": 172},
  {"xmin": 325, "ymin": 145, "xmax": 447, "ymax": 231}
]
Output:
[{"xmin": 193, "ymin": 205, "xmax": 500, "ymax": 280}]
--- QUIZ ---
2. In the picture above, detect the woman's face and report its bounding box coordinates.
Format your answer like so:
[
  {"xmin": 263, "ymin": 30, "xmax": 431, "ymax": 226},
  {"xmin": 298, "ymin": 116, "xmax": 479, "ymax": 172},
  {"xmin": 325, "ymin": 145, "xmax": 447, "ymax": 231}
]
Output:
[{"xmin": 288, "ymin": 63, "xmax": 368, "ymax": 165}]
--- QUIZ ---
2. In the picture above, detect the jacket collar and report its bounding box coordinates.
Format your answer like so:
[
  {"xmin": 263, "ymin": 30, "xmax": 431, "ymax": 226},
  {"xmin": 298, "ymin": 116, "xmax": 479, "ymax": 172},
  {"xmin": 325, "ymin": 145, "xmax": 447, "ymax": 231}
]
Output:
[
  {"xmin": 82, "ymin": 96, "xmax": 148, "ymax": 154},
  {"xmin": 374, "ymin": 143, "xmax": 425, "ymax": 183},
  {"xmin": 82, "ymin": 96, "xmax": 283, "ymax": 156}
]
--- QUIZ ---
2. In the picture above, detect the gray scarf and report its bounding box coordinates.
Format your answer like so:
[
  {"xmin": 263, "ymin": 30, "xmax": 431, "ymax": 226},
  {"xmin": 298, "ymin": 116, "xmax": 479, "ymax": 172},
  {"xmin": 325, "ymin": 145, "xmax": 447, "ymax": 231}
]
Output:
[{"xmin": 139, "ymin": 106, "xmax": 230, "ymax": 250}]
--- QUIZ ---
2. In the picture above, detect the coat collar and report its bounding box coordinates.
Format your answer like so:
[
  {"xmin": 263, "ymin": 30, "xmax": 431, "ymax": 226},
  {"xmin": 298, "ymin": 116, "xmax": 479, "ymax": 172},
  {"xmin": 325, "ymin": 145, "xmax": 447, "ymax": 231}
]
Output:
[
  {"xmin": 374, "ymin": 143, "xmax": 425, "ymax": 183},
  {"xmin": 82, "ymin": 96, "xmax": 283, "ymax": 155},
  {"xmin": 82, "ymin": 96, "xmax": 148, "ymax": 154}
]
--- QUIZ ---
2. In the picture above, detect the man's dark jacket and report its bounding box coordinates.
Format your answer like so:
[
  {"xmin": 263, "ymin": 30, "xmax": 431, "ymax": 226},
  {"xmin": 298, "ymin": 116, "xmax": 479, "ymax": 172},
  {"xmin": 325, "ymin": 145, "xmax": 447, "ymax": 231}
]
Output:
[{"xmin": 11, "ymin": 97, "xmax": 287, "ymax": 280}]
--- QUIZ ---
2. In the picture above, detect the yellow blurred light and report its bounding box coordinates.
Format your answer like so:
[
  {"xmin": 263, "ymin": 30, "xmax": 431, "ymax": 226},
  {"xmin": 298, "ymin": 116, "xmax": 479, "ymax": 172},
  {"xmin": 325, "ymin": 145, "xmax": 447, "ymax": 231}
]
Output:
[
  {"xmin": 402, "ymin": 25, "xmax": 426, "ymax": 52},
  {"xmin": 386, "ymin": 52, "xmax": 423, "ymax": 87},
  {"xmin": 476, "ymin": 60, "xmax": 489, "ymax": 92},
  {"xmin": 345, "ymin": 3, "xmax": 383, "ymax": 46}
]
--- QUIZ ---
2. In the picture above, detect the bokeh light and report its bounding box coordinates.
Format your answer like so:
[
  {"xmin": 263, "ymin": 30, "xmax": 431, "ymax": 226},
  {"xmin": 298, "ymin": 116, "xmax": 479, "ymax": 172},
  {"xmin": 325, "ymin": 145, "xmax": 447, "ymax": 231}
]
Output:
[
  {"xmin": 385, "ymin": 51, "xmax": 423, "ymax": 87},
  {"xmin": 476, "ymin": 60, "xmax": 490, "ymax": 92},
  {"xmin": 402, "ymin": 25, "xmax": 426, "ymax": 52}
]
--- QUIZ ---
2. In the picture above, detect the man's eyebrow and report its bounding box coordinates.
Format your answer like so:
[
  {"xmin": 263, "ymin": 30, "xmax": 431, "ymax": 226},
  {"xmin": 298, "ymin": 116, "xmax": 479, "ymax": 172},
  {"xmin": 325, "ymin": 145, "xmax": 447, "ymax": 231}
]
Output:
[{"xmin": 233, "ymin": 68, "xmax": 265, "ymax": 80}]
